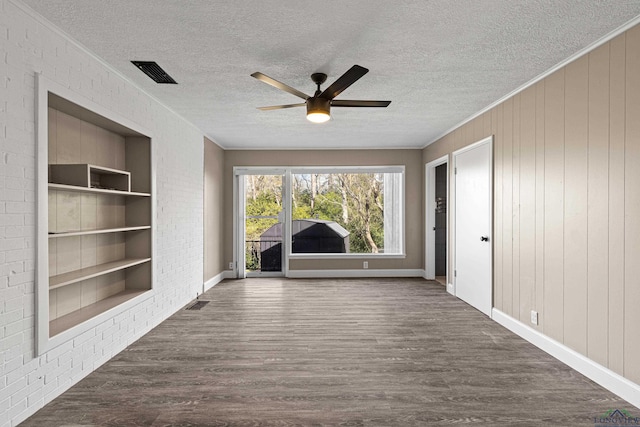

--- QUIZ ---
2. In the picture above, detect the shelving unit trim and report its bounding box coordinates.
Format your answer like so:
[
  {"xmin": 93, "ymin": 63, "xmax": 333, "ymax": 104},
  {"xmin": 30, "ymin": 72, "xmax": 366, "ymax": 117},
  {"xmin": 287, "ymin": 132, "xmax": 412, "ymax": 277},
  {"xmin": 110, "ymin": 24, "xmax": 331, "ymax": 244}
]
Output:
[{"xmin": 88, "ymin": 164, "xmax": 132, "ymax": 176}]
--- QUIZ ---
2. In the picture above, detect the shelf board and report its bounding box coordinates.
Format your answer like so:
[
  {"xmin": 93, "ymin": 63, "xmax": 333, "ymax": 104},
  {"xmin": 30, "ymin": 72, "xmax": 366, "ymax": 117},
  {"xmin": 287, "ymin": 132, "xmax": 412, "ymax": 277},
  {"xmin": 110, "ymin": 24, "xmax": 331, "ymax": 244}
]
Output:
[
  {"xmin": 49, "ymin": 226, "xmax": 150, "ymax": 238},
  {"xmin": 50, "ymin": 258, "xmax": 151, "ymax": 290},
  {"xmin": 49, "ymin": 289, "xmax": 149, "ymax": 337},
  {"xmin": 48, "ymin": 183, "xmax": 150, "ymax": 197}
]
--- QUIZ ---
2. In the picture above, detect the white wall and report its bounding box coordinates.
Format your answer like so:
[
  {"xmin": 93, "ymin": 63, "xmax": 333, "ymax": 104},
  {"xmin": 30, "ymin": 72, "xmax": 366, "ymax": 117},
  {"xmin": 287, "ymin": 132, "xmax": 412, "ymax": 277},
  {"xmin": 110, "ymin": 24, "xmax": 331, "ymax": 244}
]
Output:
[{"xmin": 0, "ymin": 1, "xmax": 205, "ymax": 425}]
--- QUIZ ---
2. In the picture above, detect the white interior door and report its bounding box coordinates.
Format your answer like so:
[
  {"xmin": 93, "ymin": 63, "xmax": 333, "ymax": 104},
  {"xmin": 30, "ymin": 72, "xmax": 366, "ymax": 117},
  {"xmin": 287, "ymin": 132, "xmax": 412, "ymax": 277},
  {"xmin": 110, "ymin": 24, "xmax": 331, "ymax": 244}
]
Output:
[{"xmin": 453, "ymin": 137, "xmax": 492, "ymax": 316}]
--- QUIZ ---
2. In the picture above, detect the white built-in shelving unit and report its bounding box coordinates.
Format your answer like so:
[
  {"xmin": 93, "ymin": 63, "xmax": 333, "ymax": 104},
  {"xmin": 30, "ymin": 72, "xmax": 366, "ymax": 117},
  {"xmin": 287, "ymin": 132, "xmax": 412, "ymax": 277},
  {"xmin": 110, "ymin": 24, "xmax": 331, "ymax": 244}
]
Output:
[{"xmin": 36, "ymin": 74, "xmax": 155, "ymax": 353}]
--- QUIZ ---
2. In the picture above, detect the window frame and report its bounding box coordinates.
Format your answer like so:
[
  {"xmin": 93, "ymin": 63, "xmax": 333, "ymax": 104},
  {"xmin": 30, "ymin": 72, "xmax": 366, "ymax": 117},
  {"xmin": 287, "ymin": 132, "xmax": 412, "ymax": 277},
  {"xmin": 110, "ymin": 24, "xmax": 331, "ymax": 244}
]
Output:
[{"xmin": 287, "ymin": 165, "xmax": 406, "ymax": 259}]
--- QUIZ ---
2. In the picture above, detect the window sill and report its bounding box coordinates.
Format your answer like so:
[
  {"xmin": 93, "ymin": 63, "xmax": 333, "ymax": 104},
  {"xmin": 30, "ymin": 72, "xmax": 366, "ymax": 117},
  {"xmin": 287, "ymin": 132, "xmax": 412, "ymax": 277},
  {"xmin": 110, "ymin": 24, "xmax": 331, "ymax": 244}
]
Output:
[{"xmin": 288, "ymin": 253, "xmax": 406, "ymax": 260}]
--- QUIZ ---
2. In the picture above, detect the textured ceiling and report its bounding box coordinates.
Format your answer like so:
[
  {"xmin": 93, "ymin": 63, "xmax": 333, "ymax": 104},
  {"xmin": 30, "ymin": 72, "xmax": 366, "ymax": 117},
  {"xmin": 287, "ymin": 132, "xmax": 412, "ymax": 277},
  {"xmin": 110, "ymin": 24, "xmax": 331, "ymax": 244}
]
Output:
[{"xmin": 21, "ymin": 0, "xmax": 640, "ymax": 149}]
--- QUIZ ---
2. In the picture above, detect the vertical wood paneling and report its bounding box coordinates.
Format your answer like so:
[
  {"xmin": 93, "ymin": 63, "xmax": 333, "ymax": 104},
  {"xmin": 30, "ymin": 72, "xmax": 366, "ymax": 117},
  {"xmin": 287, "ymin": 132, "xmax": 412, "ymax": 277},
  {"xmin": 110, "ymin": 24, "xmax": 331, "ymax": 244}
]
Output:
[
  {"xmin": 48, "ymin": 239, "xmax": 57, "ymax": 277},
  {"xmin": 81, "ymin": 194, "xmax": 97, "ymax": 230},
  {"xmin": 512, "ymin": 94, "xmax": 521, "ymax": 320},
  {"xmin": 423, "ymin": 24, "xmax": 639, "ymax": 384},
  {"xmin": 494, "ymin": 104, "xmax": 504, "ymax": 311},
  {"xmin": 56, "ymin": 235, "xmax": 81, "ymax": 275},
  {"xmin": 465, "ymin": 118, "xmax": 475, "ymax": 142},
  {"xmin": 463, "ymin": 122, "xmax": 474, "ymax": 147},
  {"xmin": 96, "ymin": 126, "xmax": 113, "ymax": 167},
  {"xmin": 81, "ymin": 235, "xmax": 97, "ymax": 269},
  {"xmin": 624, "ymin": 25, "xmax": 640, "ymax": 384},
  {"xmin": 48, "ymin": 191, "xmax": 57, "ymax": 233},
  {"xmin": 502, "ymin": 98, "xmax": 514, "ymax": 316},
  {"xmin": 454, "ymin": 127, "xmax": 463, "ymax": 149},
  {"xmin": 96, "ymin": 272, "xmax": 125, "ymax": 300},
  {"xmin": 56, "ymin": 111, "xmax": 81, "ymax": 164},
  {"xmin": 96, "ymin": 234, "xmax": 116, "ymax": 264},
  {"xmin": 451, "ymin": 128, "xmax": 460, "ymax": 151},
  {"xmin": 608, "ymin": 34, "xmax": 626, "ymax": 376},
  {"xmin": 519, "ymin": 87, "xmax": 536, "ymax": 325},
  {"xmin": 80, "ymin": 121, "xmax": 97, "ymax": 165},
  {"xmin": 424, "ymin": 137, "xmax": 452, "ymax": 164},
  {"xmin": 587, "ymin": 43, "xmax": 610, "ymax": 367},
  {"xmin": 56, "ymin": 192, "xmax": 80, "ymax": 233},
  {"xmin": 473, "ymin": 115, "xmax": 484, "ymax": 142},
  {"xmin": 48, "ymin": 108, "xmax": 137, "ymax": 328},
  {"xmin": 81, "ymin": 278, "xmax": 97, "ymax": 306},
  {"xmin": 543, "ymin": 69, "xmax": 565, "ymax": 342},
  {"xmin": 56, "ymin": 283, "xmax": 81, "ymax": 317},
  {"xmin": 563, "ymin": 56, "xmax": 589, "ymax": 355},
  {"xmin": 535, "ymin": 82, "xmax": 545, "ymax": 331},
  {"xmin": 114, "ymin": 134, "xmax": 126, "ymax": 170},
  {"xmin": 483, "ymin": 111, "xmax": 492, "ymax": 138}
]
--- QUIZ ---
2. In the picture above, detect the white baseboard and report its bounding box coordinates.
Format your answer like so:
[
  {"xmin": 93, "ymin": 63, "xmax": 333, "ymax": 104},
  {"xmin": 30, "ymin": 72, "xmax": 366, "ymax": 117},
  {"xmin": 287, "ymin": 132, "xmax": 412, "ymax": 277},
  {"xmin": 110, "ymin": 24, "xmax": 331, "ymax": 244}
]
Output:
[
  {"xmin": 203, "ymin": 271, "xmax": 229, "ymax": 292},
  {"xmin": 287, "ymin": 269, "xmax": 425, "ymax": 279},
  {"xmin": 492, "ymin": 308, "xmax": 640, "ymax": 410},
  {"xmin": 446, "ymin": 282, "xmax": 455, "ymax": 295}
]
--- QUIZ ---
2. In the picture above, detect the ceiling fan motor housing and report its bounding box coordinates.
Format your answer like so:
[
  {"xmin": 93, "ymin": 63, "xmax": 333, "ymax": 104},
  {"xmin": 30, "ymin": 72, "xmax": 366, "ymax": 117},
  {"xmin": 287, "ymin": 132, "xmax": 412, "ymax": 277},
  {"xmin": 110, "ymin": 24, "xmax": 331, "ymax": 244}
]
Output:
[{"xmin": 306, "ymin": 97, "xmax": 330, "ymax": 116}]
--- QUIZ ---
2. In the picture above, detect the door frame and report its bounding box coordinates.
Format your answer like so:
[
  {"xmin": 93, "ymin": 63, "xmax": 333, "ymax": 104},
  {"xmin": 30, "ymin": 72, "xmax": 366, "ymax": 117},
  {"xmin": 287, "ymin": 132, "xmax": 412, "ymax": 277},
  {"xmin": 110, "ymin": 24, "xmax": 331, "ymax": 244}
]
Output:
[
  {"xmin": 233, "ymin": 167, "xmax": 289, "ymax": 278},
  {"xmin": 451, "ymin": 135, "xmax": 493, "ymax": 309},
  {"xmin": 425, "ymin": 155, "xmax": 449, "ymax": 287}
]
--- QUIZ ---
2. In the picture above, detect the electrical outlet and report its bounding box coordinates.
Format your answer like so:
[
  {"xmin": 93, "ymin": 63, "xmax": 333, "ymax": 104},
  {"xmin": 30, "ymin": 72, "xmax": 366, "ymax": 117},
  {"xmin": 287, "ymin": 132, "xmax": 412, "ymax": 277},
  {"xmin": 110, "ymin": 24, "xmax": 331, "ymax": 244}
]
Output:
[
  {"xmin": 363, "ymin": 261, "xmax": 368, "ymax": 269},
  {"xmin": 228, "ymin": 262, "xmax": 234, "ymax": 270},
  {"xmin": 530, "ymin": 310, "xmax": 538, "ymax": 325}
]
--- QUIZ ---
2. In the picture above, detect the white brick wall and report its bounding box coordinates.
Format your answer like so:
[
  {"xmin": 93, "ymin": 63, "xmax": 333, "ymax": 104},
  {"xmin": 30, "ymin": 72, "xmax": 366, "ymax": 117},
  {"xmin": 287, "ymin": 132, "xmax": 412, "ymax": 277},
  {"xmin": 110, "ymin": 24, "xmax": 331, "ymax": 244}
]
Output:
[{"xmin": 0, "ymin": 1, "xmax": 205, "ymax": 425}]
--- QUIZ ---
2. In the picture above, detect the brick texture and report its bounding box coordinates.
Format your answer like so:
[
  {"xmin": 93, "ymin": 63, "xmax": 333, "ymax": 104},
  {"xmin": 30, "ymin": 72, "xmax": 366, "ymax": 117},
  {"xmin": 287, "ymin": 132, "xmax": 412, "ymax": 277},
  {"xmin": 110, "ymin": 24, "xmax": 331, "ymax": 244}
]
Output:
[{"xmin": 0, "ymin": 1, "xmax": 205, "ymax": 425}]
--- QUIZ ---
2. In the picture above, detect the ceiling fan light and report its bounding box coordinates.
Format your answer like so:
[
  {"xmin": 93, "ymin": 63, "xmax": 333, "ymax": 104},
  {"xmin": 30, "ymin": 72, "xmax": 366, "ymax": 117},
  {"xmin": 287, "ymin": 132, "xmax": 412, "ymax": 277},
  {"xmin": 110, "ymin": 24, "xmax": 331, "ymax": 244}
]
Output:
[
  {"xmin": 306, "ymin": 97, "xmax": 331, "ymax": 123},
  {"xmin": 307, "ymin": 112, "xmax": 330, "ymax": 123}
]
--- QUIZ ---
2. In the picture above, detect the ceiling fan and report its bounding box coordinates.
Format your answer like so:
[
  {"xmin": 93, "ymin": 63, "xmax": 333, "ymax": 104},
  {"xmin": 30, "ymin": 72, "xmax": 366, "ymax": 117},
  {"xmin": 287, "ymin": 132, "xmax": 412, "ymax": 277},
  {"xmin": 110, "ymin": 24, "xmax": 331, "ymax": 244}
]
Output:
[{"xmin": 251, "ymin": 65, "xmax": 391, "ymax": 123}]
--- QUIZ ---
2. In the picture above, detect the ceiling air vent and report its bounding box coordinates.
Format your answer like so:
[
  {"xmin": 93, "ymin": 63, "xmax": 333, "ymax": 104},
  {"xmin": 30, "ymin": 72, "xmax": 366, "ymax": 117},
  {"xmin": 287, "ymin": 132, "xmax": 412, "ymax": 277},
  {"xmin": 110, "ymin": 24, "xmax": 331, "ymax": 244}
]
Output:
[{"xmin": 131, "ymin": 61, "xmax": 177, "ymax": 84}]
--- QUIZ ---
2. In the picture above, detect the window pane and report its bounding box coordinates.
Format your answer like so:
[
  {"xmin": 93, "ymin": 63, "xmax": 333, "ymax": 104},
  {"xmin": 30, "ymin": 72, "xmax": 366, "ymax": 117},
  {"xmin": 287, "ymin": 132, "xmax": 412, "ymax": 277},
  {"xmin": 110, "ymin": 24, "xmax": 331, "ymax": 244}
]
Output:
[
  {"xmin": 243, "ymin": 175, "xmax": 283, "ymax": 272},
  {"xmin": 291, "ymin": 172, "xmax": 402, "ymax": 254}
]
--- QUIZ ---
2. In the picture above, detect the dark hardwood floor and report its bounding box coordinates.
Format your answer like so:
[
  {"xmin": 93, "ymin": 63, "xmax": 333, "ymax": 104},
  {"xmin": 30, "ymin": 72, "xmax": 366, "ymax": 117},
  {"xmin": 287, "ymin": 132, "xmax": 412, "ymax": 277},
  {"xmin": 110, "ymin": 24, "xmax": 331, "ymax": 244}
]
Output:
[{"xmin": 23, "ymin": 278, "xmax": 634, "ymax": 426}]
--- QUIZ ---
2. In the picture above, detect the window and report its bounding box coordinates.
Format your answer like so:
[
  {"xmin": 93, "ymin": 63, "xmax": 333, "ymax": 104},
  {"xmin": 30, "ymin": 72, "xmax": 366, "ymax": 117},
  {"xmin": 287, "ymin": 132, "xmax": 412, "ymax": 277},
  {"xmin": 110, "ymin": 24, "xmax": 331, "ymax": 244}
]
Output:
[{"xmin": 290, "ymin": 167, "xmax": 404, "ymax": 255}]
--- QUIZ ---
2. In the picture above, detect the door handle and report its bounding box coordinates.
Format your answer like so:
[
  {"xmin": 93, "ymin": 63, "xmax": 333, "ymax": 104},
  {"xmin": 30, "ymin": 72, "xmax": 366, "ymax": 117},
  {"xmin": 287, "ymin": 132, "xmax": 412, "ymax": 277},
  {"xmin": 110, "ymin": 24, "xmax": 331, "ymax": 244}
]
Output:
[{"xmin": 480, "ymin": 236, "xmax": 489, "ymax": 242}]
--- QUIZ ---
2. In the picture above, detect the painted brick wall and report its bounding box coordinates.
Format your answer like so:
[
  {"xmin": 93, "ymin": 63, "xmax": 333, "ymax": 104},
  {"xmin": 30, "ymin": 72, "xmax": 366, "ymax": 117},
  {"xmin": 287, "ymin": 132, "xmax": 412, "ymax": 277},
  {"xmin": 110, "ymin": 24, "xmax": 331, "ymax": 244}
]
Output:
[{"xmin": 0, "ymin": 1, "xmax": 205, "ymax": 425}]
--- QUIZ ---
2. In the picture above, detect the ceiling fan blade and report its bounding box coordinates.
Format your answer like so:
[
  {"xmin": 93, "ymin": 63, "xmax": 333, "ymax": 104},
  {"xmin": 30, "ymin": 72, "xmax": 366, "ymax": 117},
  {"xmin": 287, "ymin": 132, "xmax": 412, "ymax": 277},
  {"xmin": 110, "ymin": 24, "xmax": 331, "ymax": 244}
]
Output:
[
  {"xmin": 320, "ymin": 65, "xmax": 369, "ymax": 100},
  {"xmin": 257, "ymin": 103, "xmax": 306, "ymax": 111},
  {"xmin": 331, "ymin": 100, "xmax": 391, "ymax": 107},
  {"xmin": 251, "ymin": 72, "xmax": 310, "ymax": 100}
]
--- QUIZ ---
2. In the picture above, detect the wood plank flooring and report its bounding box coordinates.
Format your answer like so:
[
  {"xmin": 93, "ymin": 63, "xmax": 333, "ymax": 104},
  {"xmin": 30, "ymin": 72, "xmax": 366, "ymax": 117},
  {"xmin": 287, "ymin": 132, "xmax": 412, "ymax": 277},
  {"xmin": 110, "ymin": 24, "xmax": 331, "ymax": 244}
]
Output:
[{"xmin": 23, "ymin": 278, "xmax": 635, "ymax": 426}]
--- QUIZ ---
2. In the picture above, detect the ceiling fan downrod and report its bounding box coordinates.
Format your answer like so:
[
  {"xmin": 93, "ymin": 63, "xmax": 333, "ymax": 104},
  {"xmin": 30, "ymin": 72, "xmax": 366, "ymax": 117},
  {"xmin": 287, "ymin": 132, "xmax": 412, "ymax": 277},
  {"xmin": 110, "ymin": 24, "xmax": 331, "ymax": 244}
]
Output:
[{"xmin": 310, "ymin": 72, "xmax": 327, "ymax": 96}]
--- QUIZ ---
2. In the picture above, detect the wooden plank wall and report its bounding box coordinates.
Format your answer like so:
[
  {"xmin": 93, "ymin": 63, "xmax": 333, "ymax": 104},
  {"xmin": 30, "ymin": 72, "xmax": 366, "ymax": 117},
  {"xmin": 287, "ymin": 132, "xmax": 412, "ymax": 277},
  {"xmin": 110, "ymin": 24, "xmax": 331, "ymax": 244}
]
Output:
[
  {"xmin": 48, "ymin": 108, "xmax": 127, "ymax": 320},
  {"xmin": 422, "ymin": 26, "xmax": 640, "ymax": 384}
]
